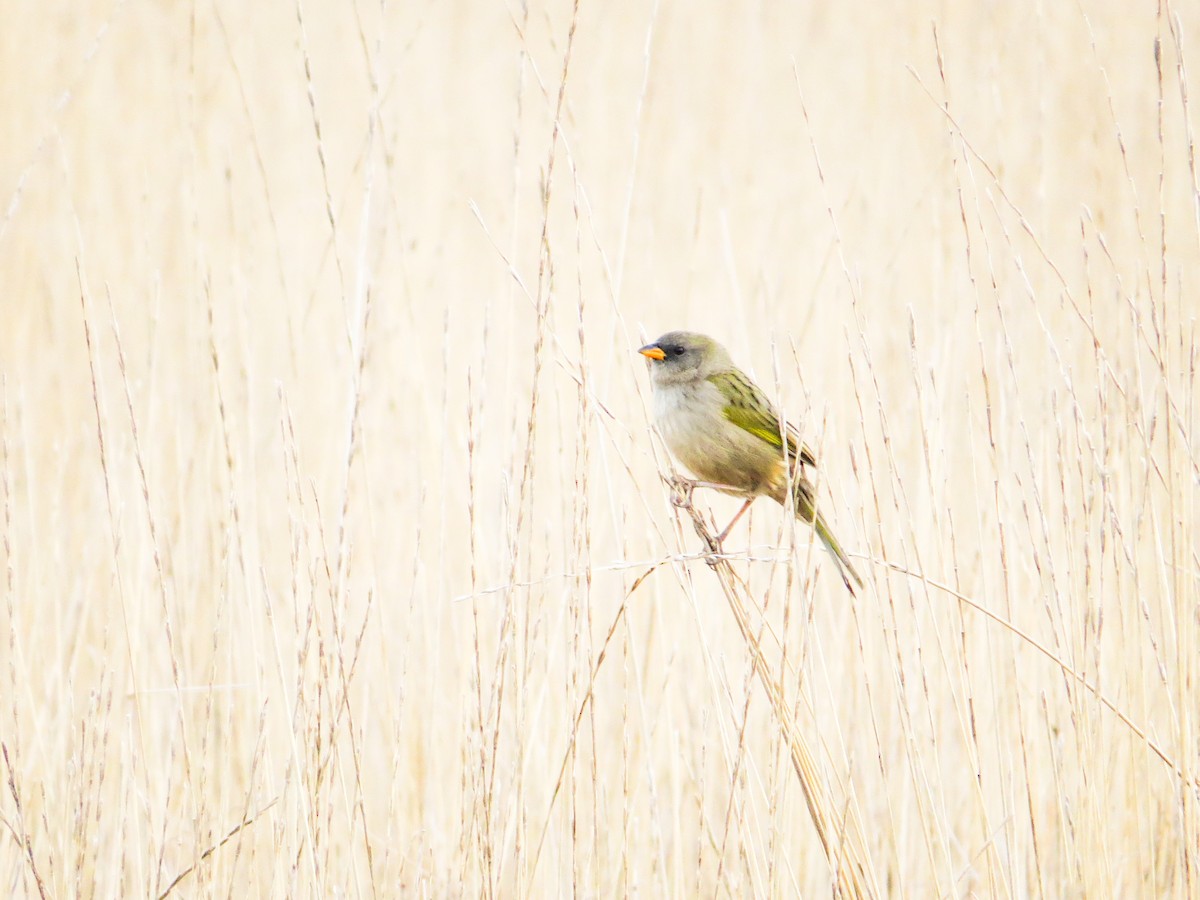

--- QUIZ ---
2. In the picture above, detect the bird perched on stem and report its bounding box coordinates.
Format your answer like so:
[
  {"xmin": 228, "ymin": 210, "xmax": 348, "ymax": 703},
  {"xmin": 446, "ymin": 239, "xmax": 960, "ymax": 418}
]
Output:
[{"xmin": 639, "ymin": 330, "xmax": 863, "ymax": 594}]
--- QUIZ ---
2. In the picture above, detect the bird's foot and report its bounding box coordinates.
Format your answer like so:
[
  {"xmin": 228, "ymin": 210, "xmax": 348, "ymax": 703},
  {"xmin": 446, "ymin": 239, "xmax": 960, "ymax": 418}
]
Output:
[
  {"xmin": 667, "ymin": 477, "xmax": 723, "ymax": 556},
  {"xmin": 667, "ymin": 475, "xmax": 697, "ymax": 509}
]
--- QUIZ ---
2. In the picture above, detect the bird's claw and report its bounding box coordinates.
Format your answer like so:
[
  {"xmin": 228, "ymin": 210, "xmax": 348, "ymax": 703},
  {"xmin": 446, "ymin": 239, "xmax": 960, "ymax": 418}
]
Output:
[{"xmin": 668, "ymin": 475, "xmax": 696, "ymax": 509}]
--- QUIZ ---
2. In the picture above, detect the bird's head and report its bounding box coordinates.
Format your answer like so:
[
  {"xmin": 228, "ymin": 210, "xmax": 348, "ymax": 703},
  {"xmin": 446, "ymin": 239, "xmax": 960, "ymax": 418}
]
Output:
[{"xmin": 638, "ymin": 331, "xmax": 731, "ymax": 386}]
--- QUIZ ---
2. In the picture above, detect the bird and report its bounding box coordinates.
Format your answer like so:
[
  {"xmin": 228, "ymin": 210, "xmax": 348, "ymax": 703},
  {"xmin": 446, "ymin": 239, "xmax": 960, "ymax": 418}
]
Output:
[{"xmin": 639, "ymin": 330, "xmax": 863, "ymax": 594}]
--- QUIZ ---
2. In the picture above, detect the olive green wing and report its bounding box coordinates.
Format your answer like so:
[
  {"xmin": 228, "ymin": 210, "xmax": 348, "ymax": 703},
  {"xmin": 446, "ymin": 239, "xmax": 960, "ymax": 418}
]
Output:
[{"xmin": 707, "ymin": 369, "xmax": 818, "ymax": 468}]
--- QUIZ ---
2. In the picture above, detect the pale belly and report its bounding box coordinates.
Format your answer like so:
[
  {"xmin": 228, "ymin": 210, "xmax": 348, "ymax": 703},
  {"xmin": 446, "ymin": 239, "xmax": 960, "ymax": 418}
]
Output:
[{"xmin": 653, "ymin": 381, "xmax": 786, "ymax": 498}]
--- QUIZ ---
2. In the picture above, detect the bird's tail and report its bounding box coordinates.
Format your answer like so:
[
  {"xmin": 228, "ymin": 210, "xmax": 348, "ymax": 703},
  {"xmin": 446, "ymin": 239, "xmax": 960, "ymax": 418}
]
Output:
[
  {"xmin": 811, "ymin": 512, "xmax": 864, "ymax": 595},
  {"xmin": 793, "ymin": 478, "xmax": 864, "ymax": 595}
]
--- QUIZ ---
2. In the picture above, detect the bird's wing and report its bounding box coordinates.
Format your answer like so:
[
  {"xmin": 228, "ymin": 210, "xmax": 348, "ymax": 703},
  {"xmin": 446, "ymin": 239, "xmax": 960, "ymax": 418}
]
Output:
[{"xmin": 708, "ymin": 369, "xmax": 818, "ymax": 468}]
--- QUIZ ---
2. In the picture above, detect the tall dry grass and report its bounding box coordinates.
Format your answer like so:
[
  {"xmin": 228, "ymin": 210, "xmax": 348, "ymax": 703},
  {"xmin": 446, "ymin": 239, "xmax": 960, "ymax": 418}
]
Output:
[{"xmin": 1, "ymin": 0, "xmax": 1197, "ymax": 896}]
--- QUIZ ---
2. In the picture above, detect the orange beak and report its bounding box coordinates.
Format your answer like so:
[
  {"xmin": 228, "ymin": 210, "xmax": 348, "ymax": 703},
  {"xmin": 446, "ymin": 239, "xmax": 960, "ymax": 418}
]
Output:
[{"xmin": 638, "ymin": 344, "xmax": 666, "ymax": 361}]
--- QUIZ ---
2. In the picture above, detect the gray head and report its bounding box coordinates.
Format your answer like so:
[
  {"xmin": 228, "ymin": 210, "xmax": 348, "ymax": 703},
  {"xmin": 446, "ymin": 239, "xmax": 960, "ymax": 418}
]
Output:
[{"xmin": 638, "ymin": 331, "xmax": 733, "ymax": 386}]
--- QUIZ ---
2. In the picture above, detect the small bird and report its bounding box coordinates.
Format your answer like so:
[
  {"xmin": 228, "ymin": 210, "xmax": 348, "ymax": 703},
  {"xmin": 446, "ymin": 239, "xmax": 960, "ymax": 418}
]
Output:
[{"xmin": 639, "ymin": 330, "xmax": 863, "ymax": 593}]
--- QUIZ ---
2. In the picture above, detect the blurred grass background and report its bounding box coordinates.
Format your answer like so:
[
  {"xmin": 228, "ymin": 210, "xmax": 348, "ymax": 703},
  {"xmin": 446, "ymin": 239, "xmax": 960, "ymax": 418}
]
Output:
[{"xmin": 1, "ymin": 0, "xmax": 1197, "ymax": 895}]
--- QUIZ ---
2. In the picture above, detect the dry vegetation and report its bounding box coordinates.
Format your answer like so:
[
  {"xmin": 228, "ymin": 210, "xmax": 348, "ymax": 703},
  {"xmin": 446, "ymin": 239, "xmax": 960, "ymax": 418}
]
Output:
[{"xmin": 2, "ymin": 0, "xmax": 1198, "ymax": 896}]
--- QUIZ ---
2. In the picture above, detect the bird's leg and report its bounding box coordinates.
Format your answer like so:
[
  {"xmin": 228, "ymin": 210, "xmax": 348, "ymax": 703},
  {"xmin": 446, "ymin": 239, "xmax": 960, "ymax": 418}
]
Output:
[
  {"xmin": 667, "ymin": 477, "xmax": 754, "ymax": 549},
  {"xmin": 714, "ymin": 499, "xmax": 754, "ymax": 545},
  {"xmin": 667, "ymin": 477, "xmax": 744, "ymax": 508},
  {"xmin": 692, "ymin": 480, "xmax": 743, "ymax": 493}
]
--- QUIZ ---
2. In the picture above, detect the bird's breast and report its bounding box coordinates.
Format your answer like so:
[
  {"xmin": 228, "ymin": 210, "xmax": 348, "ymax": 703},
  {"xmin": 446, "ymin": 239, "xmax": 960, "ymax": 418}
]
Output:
[{"xmin": 652, "ymin": 381, "xmax": 785, "ymax": 495}]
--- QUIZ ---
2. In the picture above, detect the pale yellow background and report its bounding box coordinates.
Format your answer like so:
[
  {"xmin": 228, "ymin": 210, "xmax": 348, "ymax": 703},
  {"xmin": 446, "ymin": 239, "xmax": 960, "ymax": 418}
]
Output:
[{"xmin": 1, "ymin": 1, "xmax": 1197, "ymax": 896}]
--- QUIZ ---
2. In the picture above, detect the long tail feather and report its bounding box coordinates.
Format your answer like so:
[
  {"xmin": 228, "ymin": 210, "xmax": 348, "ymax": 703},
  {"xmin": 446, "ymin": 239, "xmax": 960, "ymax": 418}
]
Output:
[
  {"xmin": 812, "ymin": 512, "xmax": 864, "ymax": 595},
  {"xmin": 792, "ymin": 477, "xmax": 863, "ymax": 595}
]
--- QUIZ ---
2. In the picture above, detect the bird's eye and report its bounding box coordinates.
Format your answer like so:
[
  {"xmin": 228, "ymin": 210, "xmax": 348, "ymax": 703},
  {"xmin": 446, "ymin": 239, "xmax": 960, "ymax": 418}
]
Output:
[{"xmin": 670, "ymin": 346, "xmax": 685, "ymax": 357}]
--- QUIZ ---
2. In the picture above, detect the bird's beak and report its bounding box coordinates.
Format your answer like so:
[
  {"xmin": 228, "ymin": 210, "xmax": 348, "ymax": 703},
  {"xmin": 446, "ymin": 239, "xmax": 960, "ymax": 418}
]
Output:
[{"xmin": 638, "ymin": 344, "xmax": 666, "ymax": 361}]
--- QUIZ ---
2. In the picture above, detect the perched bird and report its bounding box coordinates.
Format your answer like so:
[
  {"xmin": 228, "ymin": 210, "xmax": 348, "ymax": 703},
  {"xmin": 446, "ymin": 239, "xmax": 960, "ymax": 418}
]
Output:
[{"xmin": 639, "ymin": 330, "xmax": 863, "ymax": 593}]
